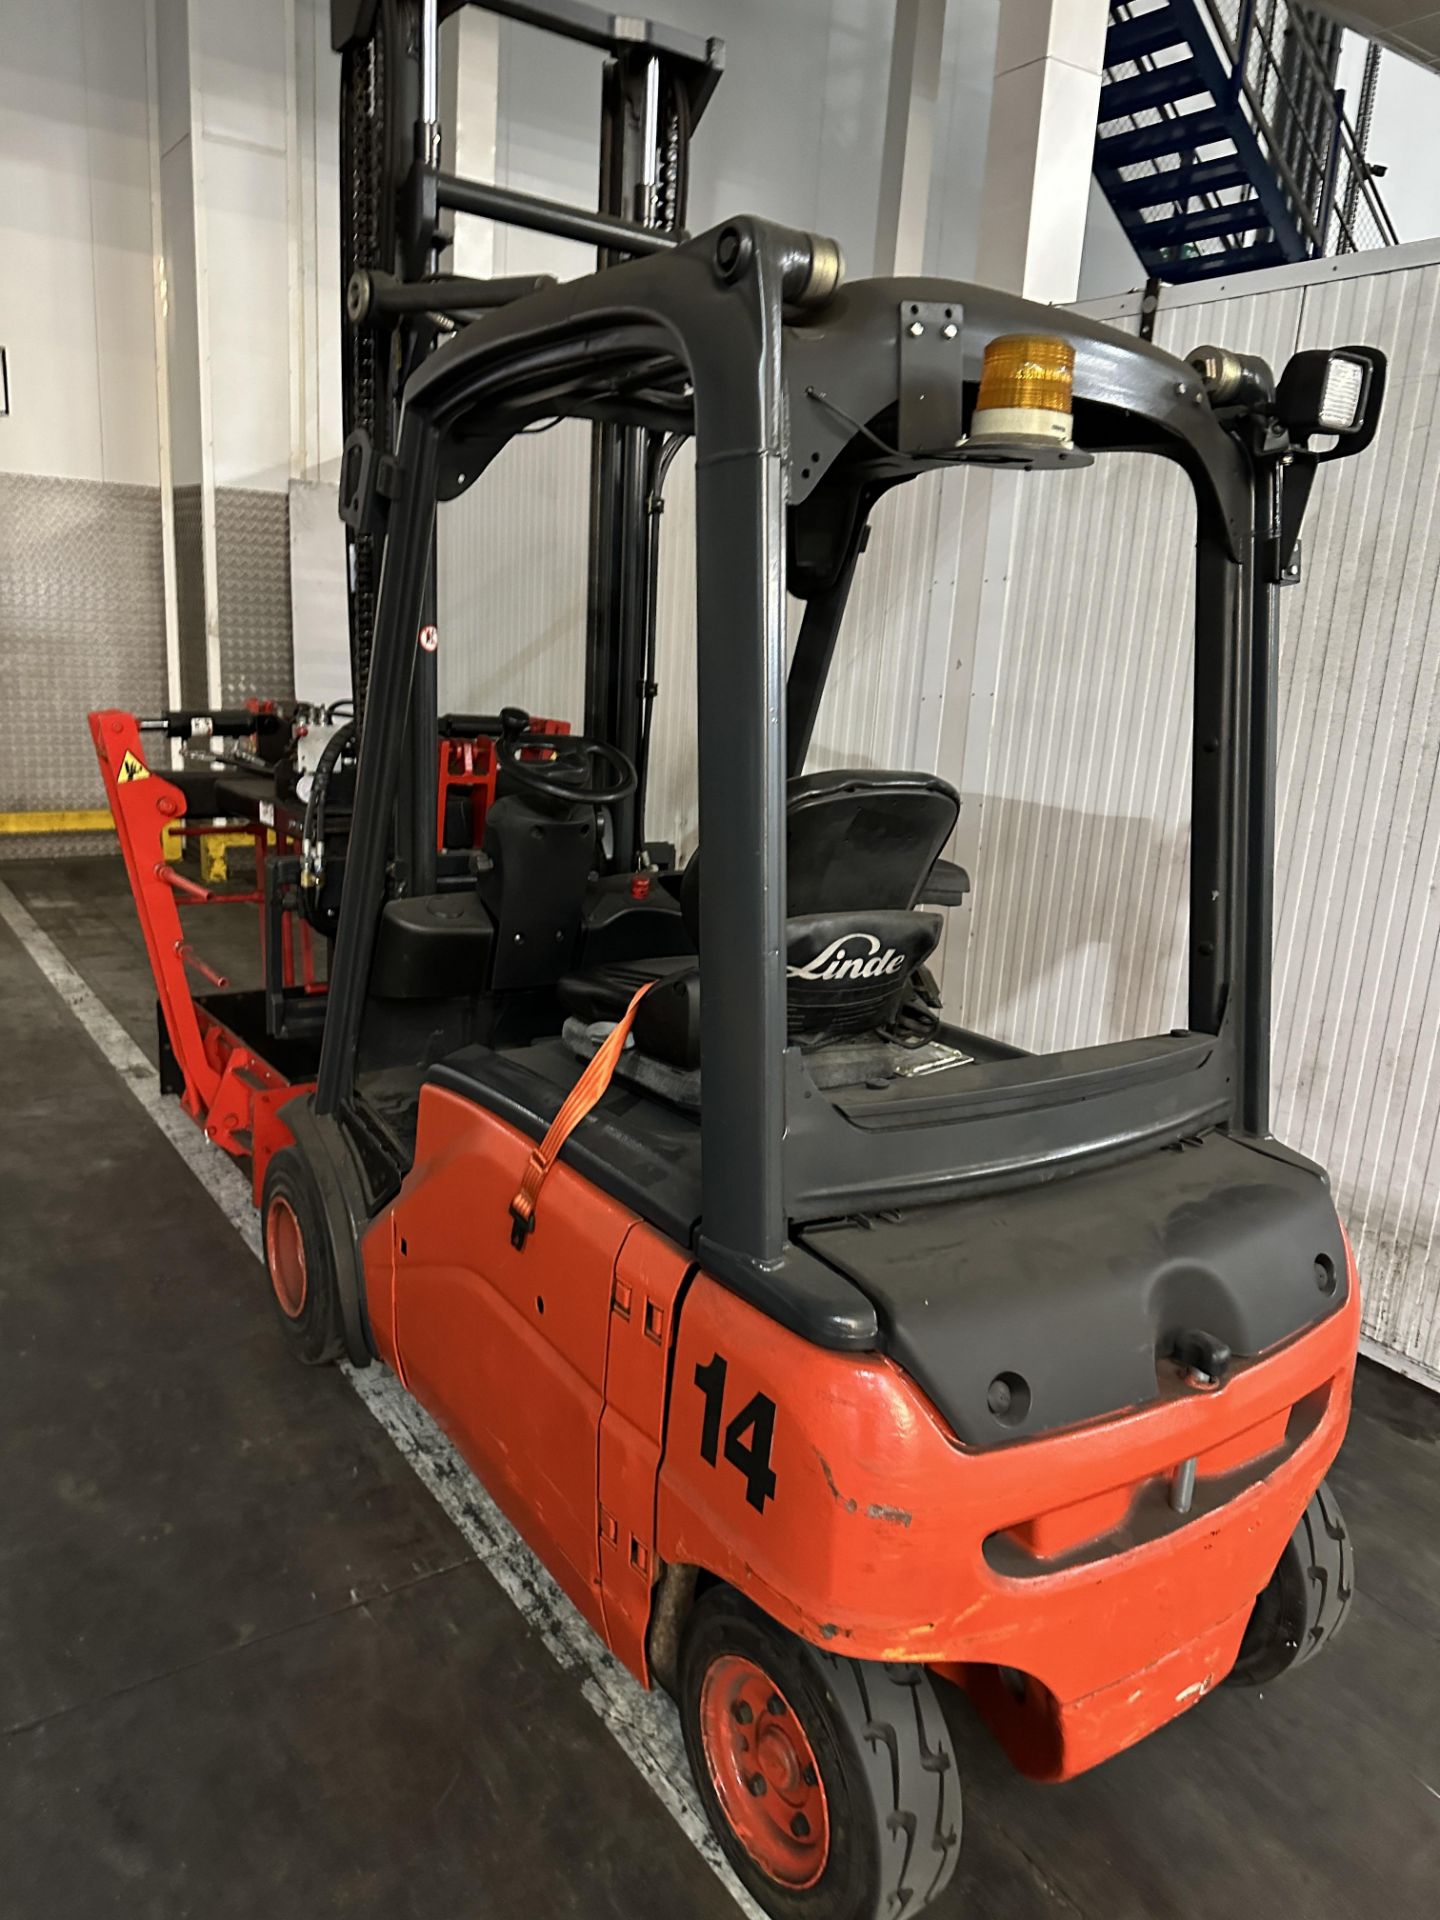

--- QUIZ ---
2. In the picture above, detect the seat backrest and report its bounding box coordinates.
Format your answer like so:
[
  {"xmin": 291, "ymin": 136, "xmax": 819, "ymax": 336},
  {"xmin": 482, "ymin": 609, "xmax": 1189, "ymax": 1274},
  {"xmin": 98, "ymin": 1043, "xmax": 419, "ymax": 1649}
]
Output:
[
  {"xmin": 678, "ymin": 770, "xmax": 958, "ymax": 1042},
  {"xmin": 680, "ymin": 768, "xmax": 960, "ymax": 941},
  {"xmin": 785, "ymin": 769, "xmax": 960, "ymax": 914}
]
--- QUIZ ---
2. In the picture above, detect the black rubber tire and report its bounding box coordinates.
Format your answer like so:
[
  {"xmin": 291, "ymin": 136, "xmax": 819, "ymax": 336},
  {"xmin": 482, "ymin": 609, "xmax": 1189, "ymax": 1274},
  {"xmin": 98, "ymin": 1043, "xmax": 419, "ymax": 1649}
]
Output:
[
  {"xmin": 678, "ymin": 1587, "xmax": 961, "ymax": 1920},
  {"xmin": 1228, "ymin": 1479, "xmax": 1354, "ymax": 1687},
  {"xmin": 260, "ymin": 1145, "xmax": 346, "ymax": 1366}
]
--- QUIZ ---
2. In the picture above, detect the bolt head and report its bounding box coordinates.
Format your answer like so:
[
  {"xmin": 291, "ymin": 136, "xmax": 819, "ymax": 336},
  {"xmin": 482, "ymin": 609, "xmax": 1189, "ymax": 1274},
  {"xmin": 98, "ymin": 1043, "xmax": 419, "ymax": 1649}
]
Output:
[
  {"xmin": 747, "ymin": 1773, "xmax": 767, "ymax": 1797},
  {"xmin": 766, "ymin": 1693, "xmax": 786, "ymax": 1717},
  {"xmin": 790, "ymin": 1813, "xmax": 810, "ymax": 1839},
  {"xmin": 732, "ymin": 1700, "xmax": 753, "ymax": 1725},
  {"xmin": 715, "ymin": 226, "xmax": 742, "ymax": 274},
  {"xmin": 941, "ymin": 322, "xmax": 957, "ymax": 339},
  {"xmin": 908, "ymin": 320, "xmax": 925, "ymax": 337},
  {"xmin": 802, "ymin": 1763, "xmax": 818, "ymax": 1786}
]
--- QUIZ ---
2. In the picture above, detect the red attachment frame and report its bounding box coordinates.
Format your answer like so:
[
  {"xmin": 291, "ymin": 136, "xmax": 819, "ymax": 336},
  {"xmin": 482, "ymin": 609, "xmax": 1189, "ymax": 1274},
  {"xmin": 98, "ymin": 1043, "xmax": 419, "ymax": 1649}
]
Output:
[
  {"xmin": 89, "ymin": 709, "xmax": 308, "ymax": 1201},
  {"xmin": 91, "ymin": 706, "xmax": 567, "ymax": 1194},
  {"xmin": 436, "ymin": 717, "xmax": 570, "ymax": 850}
]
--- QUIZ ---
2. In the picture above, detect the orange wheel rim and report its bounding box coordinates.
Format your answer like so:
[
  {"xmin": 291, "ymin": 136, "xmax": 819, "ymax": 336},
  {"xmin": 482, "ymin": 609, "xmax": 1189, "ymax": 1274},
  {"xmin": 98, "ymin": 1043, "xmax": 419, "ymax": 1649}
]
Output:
[
  {"xmin": 699, "ymin": 1654, "xmax": 830, "ymax": 1889},
  {"xmin": 265, "ymin": 1195, "xmax": 308, "ymax": 1319}
]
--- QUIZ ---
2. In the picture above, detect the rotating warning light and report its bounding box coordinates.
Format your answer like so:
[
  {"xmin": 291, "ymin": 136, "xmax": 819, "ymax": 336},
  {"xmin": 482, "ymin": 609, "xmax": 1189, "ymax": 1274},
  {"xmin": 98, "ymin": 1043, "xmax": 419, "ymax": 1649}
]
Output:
[{"xmin": 970, "ymin": 334, "xmax": 1075, "ymax": 447}]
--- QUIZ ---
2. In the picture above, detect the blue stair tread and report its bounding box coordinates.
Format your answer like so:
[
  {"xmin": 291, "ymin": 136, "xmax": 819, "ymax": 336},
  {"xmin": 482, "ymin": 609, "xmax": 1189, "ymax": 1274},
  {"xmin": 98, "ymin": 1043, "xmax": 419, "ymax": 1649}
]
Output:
[
  {"xmin": 1105, "ymin": 157, "xmax": 1251, "ymax": 210},
  {"xmin": 1135, "ymin": 200, "xmax": 1272, "ymax": 248},
  {"xmin": 1095, "ymin": 108, "xmax": 1230, "ymax": 166},
  {"xmin": 1100, "ymin": 60, "xmax": 1206, "ymax": 121},
  {"xmin": 1105, "ymin": 6, "xmax": 1191, "ymax": 66}
]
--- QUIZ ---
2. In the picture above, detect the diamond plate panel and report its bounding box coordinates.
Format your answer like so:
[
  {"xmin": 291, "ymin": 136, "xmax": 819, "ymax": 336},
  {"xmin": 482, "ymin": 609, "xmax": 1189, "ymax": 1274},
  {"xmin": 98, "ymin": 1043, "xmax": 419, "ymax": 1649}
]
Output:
[
  {"xmin": 215, "ymin": 488, "xmax": 295, "ymax": 704},
  {"xmin": 0, "ymin": 474, "xmax": 166, "ymax": 811}
]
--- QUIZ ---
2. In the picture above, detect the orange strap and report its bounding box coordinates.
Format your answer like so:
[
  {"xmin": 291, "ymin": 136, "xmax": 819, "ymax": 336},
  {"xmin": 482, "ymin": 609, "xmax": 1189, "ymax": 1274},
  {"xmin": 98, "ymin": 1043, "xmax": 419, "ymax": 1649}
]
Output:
[{"xmin": 509, "ymin": 980, "xmax": 654, "ymax": 1248}]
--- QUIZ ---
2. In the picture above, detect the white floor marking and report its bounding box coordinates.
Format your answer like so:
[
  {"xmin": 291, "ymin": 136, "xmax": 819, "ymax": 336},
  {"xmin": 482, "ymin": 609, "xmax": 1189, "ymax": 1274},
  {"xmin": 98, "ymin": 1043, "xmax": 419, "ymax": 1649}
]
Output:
[{"xmin": 0, "ymin": 878, "xmax": 762, "ymax": 1919}]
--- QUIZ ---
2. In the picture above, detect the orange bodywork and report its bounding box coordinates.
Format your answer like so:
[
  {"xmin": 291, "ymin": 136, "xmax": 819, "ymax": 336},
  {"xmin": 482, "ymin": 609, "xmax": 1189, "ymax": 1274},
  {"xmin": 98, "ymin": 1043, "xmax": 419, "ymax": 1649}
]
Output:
[
  {"xmin": 364, "ymin": 1083, "xmax": 1359, "ymax": 1784},
  {"xmin": 657, "ymin": 1268, "xmax": 1356, "ymax": 1778},
  {"xmin": 362, "ymin": 1087, "xmax": 692, "ymax": 1666}
]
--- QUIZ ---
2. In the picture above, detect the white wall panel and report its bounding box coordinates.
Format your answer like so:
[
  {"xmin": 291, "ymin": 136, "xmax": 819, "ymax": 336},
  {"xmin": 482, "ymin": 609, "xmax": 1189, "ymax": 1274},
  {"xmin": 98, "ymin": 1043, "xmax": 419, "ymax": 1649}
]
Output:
[
  {"xmin": 958, "ymin": 453, "xmax": 1195, "ymax": 1052},
  {"xmin": 645, "ymin": 442, "xmax": 700, "ymax": 855},
  {"xmin": 807, "ymin": 476, "xmax": 947, "ymax": 777},
  {"xmin": 0, "ymin": 0, "xmax": 160, "ymax": 487},
  {"xmin": 1269, "ymin": 260, "xmax": 1440, "ymax": 1381},
  {"xmin": 294, "ymin": 0, "xmax": 343, "ymax": 483},
  {"xmin": 967, "ymin": 250, "xmax": 1440, "ymax": 1381},
  {"xmin": 436, "ymin": 419, "xmax": 590, "ymax": 726},
  {"xmin": 201, "ymin": 135, "xmax": 292, "ymax": 490}
]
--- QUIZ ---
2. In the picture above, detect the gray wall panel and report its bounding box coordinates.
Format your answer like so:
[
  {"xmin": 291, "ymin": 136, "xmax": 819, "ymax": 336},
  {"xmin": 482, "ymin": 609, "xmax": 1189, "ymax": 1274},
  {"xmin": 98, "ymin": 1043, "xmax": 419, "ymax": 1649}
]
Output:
[
  {"xmin": 173, "ymin": 482, "xmax": 208, "ymax": 705},
  {"xmin": 0, "ymin": 473, "xmax": 167, "ymax": 814}
]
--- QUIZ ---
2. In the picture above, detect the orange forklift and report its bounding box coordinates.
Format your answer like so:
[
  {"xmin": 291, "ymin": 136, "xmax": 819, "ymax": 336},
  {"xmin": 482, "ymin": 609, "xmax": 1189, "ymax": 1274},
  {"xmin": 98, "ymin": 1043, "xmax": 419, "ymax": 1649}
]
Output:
[{"xmin": 91, "ymin": 5, "xmax": 1386, "ymax": 1916}]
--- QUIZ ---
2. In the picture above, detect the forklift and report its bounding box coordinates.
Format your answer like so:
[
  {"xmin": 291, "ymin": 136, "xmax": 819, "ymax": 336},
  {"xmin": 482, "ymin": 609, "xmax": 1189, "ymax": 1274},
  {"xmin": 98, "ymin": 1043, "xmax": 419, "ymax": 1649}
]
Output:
[{"xmin": 90, "ymin": 5, "xmax": 1386, "ymax": 1916}]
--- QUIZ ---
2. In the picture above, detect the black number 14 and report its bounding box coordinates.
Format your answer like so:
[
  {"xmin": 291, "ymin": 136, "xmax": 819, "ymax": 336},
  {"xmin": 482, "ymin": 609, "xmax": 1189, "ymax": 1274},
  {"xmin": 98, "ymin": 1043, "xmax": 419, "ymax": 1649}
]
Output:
[{"xmin": 694, "ymin": 1353, "xmax": 777, "ymax": 1513}]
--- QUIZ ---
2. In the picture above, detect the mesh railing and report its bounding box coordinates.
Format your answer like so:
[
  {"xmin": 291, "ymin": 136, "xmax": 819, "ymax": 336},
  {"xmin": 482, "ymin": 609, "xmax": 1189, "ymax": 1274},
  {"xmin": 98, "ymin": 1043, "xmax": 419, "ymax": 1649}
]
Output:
[{"xmin": 1203, "ymin": 0, "xmax": 1397, "ymax": 255}]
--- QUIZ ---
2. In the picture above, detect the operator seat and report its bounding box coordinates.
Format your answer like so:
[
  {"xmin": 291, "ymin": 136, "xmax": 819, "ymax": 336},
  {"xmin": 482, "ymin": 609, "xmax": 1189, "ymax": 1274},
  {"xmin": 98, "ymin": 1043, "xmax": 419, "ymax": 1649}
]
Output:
[{"xmin": 558, "ymin": 769, "xmax": 960, "ymax": 1064}]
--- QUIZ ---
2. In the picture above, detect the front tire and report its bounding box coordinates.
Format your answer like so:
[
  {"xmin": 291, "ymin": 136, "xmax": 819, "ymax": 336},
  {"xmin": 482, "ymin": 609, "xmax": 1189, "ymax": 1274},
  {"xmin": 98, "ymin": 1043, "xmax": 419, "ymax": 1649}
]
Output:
[
  {"xmin": 260, "ymin": 1145, "xmax": 346, "ymax": 1366},
  {"xmin": 1228, "ymin": 1479, "xmax": 1353, "ymax": 1687},
  {"xmin": 678, "ymin": 1587, "xmax": 960, "ymax": 1920}
]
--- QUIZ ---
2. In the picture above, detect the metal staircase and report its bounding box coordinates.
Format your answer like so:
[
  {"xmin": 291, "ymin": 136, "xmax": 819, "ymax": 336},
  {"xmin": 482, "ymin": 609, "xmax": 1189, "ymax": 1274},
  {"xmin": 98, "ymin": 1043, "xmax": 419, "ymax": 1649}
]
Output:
[{"xmin": 1095, "ymin": 0, "xmax": 1398, "ymax": 283}]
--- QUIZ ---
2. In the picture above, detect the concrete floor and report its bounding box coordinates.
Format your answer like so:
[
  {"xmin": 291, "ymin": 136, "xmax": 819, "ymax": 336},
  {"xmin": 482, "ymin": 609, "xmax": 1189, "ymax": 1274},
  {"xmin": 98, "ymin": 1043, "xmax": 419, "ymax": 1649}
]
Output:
[{"xmin": 2, "ymin": 855, "xmax": 1438, "ymax": 1920}]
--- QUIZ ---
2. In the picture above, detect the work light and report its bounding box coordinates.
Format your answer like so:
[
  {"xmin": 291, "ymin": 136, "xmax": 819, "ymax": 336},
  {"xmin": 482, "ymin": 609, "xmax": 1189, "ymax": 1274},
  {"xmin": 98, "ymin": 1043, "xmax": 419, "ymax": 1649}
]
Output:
[{"xmin": 1276, "ymin": 347, "xmax": 1376, "ymax": 441}]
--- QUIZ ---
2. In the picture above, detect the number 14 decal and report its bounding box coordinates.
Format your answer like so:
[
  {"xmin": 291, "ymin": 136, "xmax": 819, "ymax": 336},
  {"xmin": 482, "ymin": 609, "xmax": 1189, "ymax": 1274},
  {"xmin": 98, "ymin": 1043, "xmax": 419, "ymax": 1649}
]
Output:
[{"xmin": 693, "ymin": 1353, "xmax": 777, "ymax": 1513}]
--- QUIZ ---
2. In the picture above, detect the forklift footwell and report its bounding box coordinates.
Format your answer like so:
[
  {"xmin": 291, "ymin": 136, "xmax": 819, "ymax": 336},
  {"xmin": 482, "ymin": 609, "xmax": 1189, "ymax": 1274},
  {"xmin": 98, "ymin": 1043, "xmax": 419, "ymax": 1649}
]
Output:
[{"xmin": 3, "ymin": 858, "xmax": 1438, "ymax": 1920}]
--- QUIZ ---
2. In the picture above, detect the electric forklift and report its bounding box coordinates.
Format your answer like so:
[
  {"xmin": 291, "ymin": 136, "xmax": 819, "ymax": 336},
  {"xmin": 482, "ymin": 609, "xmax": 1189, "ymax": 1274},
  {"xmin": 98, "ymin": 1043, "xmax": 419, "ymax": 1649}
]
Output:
[{"xmin": 90, "ymin": 6, "xmax": 1385, "ymax": 1917}]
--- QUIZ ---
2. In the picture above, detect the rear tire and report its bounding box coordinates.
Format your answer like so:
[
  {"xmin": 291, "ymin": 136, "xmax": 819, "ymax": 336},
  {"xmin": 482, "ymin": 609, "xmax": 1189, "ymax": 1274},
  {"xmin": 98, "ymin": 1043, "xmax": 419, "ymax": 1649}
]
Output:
[
  {"xmin": 1228, "ymin": 1479, "xmax": 1353, "ymax": 1687},
  {"xmin": 260, "ymin": 1146, "xmax": 346, "ymax": 1366},
  {"xmin": 678, "ymin": 1586, "xmax": 960, "ymax": 1920}
]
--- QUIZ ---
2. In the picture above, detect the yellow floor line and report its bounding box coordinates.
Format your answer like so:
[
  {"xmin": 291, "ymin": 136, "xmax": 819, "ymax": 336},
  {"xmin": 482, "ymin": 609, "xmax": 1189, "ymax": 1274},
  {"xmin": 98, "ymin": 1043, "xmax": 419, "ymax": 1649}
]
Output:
[{"xmin": 0, "ymin": 810, "xmax": 115, "ymax": 836}]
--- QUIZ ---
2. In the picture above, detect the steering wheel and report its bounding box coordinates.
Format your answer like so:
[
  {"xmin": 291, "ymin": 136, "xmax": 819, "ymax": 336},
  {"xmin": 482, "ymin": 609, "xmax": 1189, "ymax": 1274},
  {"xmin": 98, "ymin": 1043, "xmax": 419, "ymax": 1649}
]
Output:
[{"xmin": 497, "ymin": 731, "xmax": 638, "ymax": 807}]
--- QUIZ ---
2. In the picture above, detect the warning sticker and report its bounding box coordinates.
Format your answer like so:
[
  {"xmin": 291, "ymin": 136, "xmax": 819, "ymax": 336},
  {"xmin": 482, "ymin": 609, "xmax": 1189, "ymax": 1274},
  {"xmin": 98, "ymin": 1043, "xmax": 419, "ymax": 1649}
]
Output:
[{"xmin": 117, "ymin": 750, "xmax": 150, "ymax": 782}]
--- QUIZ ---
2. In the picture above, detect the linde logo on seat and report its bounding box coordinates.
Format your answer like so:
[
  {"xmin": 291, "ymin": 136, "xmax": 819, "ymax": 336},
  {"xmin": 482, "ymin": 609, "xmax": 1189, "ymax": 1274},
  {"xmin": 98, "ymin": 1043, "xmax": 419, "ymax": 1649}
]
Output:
[{"xmin": 787, "ymin": 933, "xmax": 908, "ymax": 983}]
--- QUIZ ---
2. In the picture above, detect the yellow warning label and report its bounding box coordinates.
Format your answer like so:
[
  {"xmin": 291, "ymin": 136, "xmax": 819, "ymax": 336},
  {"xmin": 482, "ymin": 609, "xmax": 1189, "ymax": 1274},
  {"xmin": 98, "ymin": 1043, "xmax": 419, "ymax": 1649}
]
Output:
[{"xmin": 117, "ymin": 750, "xmax": 150, "ymax": 783}]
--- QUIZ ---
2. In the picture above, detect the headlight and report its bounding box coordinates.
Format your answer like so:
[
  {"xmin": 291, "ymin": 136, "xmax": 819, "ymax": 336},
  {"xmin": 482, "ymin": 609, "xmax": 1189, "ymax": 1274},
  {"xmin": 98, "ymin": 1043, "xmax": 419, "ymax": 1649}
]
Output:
[{"xmin": 1315, "ymin": 353, "xmax": 1366, "ymax": 432}]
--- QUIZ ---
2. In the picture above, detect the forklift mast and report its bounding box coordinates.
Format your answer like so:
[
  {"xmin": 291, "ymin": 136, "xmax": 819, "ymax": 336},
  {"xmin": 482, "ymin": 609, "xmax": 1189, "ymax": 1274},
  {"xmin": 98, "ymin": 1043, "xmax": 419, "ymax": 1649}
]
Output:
[{"xmin": 334, "ymin": 0, "xmax": 724, "ymax": 871}]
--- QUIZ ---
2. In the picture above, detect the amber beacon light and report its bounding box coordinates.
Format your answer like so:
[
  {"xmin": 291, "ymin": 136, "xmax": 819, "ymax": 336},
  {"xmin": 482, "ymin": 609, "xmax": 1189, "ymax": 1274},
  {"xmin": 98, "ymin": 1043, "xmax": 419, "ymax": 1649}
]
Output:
[{"xmin": 970, "ymin": 333, "xmax": 1076, "ymax": 447}]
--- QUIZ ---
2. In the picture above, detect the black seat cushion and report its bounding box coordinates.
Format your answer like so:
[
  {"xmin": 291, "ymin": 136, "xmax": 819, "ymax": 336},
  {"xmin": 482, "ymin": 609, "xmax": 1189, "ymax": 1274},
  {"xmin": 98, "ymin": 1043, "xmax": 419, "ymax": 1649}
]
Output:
[{"xmin": 557, "ymin": 956, "xmax": 696, "ymax": 1025}]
